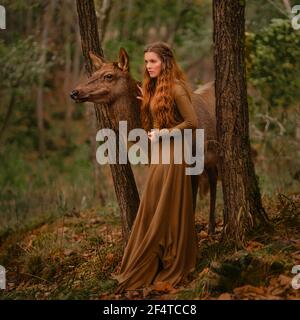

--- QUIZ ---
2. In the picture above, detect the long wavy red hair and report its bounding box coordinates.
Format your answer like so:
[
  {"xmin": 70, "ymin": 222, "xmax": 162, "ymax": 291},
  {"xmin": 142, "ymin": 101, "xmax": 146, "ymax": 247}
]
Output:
[{"xmin": 140, "ymin": 42, "xmax": 191, "ymax": 132}]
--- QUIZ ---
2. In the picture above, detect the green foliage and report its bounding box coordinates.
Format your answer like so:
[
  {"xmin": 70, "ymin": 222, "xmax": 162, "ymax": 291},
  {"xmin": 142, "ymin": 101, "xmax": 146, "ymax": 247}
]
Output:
[
  {"xmin": 0, "ymin": 36, "xmax": 56, "ymax": 152},
  {"xmin": 246, "ymin": 19, "xmax": 300, "ymax": 109},
  {"xmin": 245, "ymin": 0, "xmax": 294, "ymax": 32},
  {"xmin": 0, "ymin": 143, "xmax": 98, "ymax": 238},
  {"xmin": 0, "ymin": 145, "xmax": 30, "ymax": 198},
  {"xmin": 0, "ymin": 36, "xmax": 53, "ymax": 89},
  {"xmin": 245, "ymin": 19, "xmax": 300, "ymax": 194}
]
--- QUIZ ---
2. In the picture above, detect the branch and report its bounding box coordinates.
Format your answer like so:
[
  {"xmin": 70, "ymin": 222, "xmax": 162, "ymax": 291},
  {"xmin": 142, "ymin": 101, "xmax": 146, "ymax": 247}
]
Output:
[{"xmin": 266, "ymin": 0, "xmax": 290, "ymax": 18}]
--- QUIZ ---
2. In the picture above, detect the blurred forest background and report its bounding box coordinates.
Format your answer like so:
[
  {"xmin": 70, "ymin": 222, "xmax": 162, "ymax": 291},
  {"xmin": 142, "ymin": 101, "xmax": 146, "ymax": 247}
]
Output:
[{"xmin": 0, "ymin": 0, "xmax": 300, "ymax": 300}]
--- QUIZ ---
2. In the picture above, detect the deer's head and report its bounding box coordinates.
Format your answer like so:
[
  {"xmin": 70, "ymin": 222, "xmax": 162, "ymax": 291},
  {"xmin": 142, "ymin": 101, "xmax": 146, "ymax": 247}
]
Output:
[
  {"xmin": 70, "ymin": 48, "xmax": 135, "ymax": 105},
  {"xmin": 70, "ymin": 48, "xmax": 141, "ymax": 131}
]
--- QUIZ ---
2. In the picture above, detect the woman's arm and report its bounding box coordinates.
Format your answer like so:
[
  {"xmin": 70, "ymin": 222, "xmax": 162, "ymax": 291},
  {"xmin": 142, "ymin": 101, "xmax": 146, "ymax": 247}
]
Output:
[
  {"xmin": 149, "ymin": 84, "xmax": 198, "ymax": 141},
  {"xmin": 161, "ymin": 84, "xmax": 198, "ymax": 136},
  {"xmin": 171, "ymin": 84, "xmax": 198, "ymax": 130}
]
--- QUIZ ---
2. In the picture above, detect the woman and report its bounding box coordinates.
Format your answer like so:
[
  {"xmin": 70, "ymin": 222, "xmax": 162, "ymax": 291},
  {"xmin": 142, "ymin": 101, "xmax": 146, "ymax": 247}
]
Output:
[{"xmin": 112, "ymin": 41, "xmax": 198, "ymax": 294}]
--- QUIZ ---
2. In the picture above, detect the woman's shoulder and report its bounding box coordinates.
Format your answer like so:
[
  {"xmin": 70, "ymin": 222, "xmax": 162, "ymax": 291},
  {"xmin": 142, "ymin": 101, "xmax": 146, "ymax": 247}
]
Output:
[{"xmin": 173, "ymin": 80, "xmax": 190, "ymax": 97}]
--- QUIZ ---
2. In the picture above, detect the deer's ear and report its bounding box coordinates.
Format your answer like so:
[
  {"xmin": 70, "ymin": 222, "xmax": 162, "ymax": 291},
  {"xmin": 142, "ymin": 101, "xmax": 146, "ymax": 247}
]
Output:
[
  {"xmin": 89, "ymin": 51, "xmax": 104, "ymax": 70},
  {"xmin": 118, "ymin": 48, "xmax": 130, "ymax": 72}
]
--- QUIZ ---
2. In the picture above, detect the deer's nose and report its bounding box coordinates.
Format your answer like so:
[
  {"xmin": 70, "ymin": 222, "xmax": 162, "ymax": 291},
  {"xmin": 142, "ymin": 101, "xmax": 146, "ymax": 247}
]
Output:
[{"xmin": 70, "ymin": 90, "xmax": 79, "ymax": 99}]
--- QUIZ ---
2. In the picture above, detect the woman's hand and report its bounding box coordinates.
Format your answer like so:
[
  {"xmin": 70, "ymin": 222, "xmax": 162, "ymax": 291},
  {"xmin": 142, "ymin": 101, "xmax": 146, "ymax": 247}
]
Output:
[
  {"xmin": 148, "ymin": 129, "xmax": 172, "ymax": 142},
  {"xmin": 137, "ymin": 84, "xmax": 143, "ymax": 100},
  {"xmin": 147, "ymin": 130, "xmax": 158, "ymax": 143}
]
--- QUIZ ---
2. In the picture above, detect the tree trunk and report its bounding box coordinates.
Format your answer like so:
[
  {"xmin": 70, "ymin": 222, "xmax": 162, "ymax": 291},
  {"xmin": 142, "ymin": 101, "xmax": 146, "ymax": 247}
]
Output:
[
  {"xmin": 63, "ymin": 0, "xmax": 73, "ymax": 145},
  {"xmin": 72, "ymin": 21, "xmax": 81, "ymax": 88},
  {"xmin": 117, "ymin": 2, "xmax": 126, "ymax": 41},
  {"xmin": 212, "ymin": 0, "xmax": 270, "ymax": 246},
  {"xmin": 76, "ymin": 0, "xmax": 140, "ymax": 242},
  {"xmin": 0, "ymin": 91, "xmax": 16, "ymax": 148},
  {"xmin": 122, "ymin": 0, "xmax": 133, "ymax": 39},
  {"xmin": 97, "ymin": 0, "xmax": 113, "ymax": 43},
  {"xmin": 26, "ymin": 2, "xmax": 33, "ymax": 35},
  {"xmin": 36, "ymin": 0, "xmax": 56, "ymax": 157},
  {"xmin": 85, "ymin": 103, "xmax": 106, "ymax": 206},
  {"xmin": 74, "ymin": 6, "xmax": 106, "ymax": 205}
]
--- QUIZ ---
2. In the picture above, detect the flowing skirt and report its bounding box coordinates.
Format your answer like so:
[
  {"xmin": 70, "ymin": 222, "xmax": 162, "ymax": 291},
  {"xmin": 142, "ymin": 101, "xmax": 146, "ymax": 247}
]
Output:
[{"xmin": 112, "ymin": 136, "xmax": 198, "ymax": 293}]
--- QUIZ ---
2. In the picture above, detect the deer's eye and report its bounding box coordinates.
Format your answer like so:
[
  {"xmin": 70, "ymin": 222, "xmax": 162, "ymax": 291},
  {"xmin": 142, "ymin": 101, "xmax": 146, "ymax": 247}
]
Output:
[{"xmin": 104, "ymin": 74, "xmax": 113, "ymax": 80}]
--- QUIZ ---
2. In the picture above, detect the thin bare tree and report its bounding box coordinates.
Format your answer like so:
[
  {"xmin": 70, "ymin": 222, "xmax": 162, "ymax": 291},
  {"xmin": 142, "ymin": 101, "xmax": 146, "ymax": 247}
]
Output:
[{"xmin": 36, "ymin": 0, "xmax": 56, "ymax": 157}]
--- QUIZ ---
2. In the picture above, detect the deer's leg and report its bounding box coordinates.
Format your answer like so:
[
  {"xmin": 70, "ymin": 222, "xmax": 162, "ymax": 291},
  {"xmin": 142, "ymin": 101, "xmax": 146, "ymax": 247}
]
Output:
[
  {"xmin": 191, "ymin": 174, "xmax": 200, "ymax": 214},
  {"xmin": 207, "ymin": 166, "xmax": 218, "ymax": 235}
]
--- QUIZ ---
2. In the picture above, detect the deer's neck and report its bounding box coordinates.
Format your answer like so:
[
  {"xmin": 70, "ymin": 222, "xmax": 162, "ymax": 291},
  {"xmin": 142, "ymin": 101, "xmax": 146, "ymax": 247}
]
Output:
[{"xmin": 112, "ymin": 82, "xmax": 142, "ymax": 132}]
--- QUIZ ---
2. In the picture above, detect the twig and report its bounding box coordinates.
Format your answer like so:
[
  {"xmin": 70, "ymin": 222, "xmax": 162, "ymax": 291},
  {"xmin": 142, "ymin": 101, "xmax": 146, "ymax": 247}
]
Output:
[{"xmin": 266, "ymin": 0, "xmax": 290, "ymax": 18}]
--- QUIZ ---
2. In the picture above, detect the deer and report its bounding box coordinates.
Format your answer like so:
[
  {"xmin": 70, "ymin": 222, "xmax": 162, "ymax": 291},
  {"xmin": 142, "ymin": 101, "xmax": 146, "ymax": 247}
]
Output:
[{"xmin": 70, "ymin": 48, "xmax": 219, "ymax": 235}]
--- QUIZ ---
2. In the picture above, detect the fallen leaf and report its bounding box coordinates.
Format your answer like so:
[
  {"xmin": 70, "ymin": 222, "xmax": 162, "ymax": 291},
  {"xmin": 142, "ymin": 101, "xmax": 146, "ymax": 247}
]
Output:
[
  {"xmin": 126, "ymin": 290, "xmax": 141, "ymax": 299},
  {"xmin": 265, "ymin": 294, "xmax": 282, "ymax": 300},
  {"xmin": 246, "ymin": 241, "xmax": 264, "ymax": 250},
  {"xmin": 269, "ymin": 278, "xmax": 278, "ymax": 286},
  {"xmin": 234, "ymin": 285, "xmax": 265, "ymax": 295},
  {"xmin": 218, "ymin": 293, "xmax": 232, "ymax": 300},
  {"xmin": 64, "ymin": 249, "xmax": 75, "ymax": 256},
  {"xmin": 278, "ymin": 275, "xmax": 292, "ymax": 287},
  {"xmin": 142, "ymin": 286, "xmax": 153, "ymax": 298},
  {"xmin": 291, "ymin": 251, "xmax": 300, "ymax": 260},
  {"xmin": 106, "ymin": 253, "xmax": 115, "ymax": 262},
  {"xmin": 271, "ymin": 287, "xmax": 286, "ymax": 296},
  {"xmin": 199, "ymin": 231, "xmax": 208, "ymax": 239},
  {"xmin": 152, "ymin": 281, "xmax": 174, "ymax": 293}
]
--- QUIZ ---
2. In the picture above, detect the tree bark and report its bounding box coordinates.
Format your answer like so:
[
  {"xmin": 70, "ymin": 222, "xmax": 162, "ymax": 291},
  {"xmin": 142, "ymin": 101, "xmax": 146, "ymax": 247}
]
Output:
[
  {"xmin": 122, "ymin": 0, "xmax": 133, "ymax": 39},
  {"xmin": 76, "ymin": 0, "xmax": 140, "ymax": 242},
  {"xmin": 85, "ymin": 103, "xmax": 106, "ymax": 206},
  {"xmin": 63, "ymin": 0, "xmax": 73, "ymax": 145},
  {"xmin": 36, "ymin": 0, "xmax": 56, "ymax": 157},
  {"xmin": 72, "ymin": 21, "xmax": 81, "ymax": 89},
  {"xmin": 212, "ymin": 0, "xmax": 270, "ymax": 246},
  {"xmin": 97, "ymin": 0, "xmax": 113, "ymax": 43},
  {"xmin": 0, "ymin": 91, "xmax": 16, "ymax": 148}
]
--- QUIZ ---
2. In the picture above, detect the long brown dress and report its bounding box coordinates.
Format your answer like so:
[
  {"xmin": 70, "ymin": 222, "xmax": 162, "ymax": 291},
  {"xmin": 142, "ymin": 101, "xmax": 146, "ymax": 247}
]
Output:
[{"xmin": 112, "ymin": 82, "xmax": 198, "ymax": 293}]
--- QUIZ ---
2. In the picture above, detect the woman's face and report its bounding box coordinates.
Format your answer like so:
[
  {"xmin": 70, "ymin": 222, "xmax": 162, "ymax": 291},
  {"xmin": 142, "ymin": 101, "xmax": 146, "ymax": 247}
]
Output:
[{"xmin": 144, "ymin": 52, "xmax": 162, "ymax": 78}]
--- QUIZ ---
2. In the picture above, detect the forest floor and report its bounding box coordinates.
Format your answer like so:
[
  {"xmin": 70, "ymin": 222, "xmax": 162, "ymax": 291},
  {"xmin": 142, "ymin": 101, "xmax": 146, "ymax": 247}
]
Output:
[{"xmin": 0, "ymin": 193, "xmax": 299, "ymax": 300}]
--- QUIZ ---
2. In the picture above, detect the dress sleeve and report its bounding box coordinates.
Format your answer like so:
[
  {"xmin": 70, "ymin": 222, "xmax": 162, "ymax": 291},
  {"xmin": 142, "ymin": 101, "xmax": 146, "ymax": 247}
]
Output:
[
  {"xmin": 165, "ymin": 84, "xmax": 198, "ymax": 133},
  {"xmin": 152, "ymin": 84, "xmax": 198, "ymax": 140}
]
